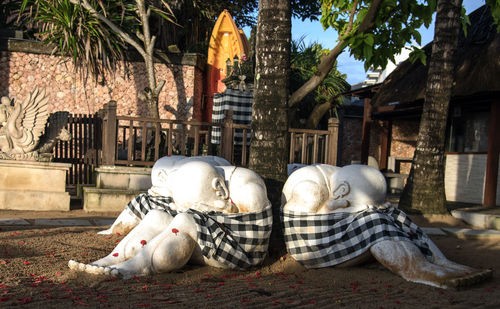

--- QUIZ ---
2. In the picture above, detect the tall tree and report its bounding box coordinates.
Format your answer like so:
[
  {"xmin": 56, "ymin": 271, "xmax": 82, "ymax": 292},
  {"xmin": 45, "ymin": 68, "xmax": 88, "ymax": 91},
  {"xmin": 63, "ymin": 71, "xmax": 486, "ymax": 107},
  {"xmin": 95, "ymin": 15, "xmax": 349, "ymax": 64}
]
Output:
[
  {"xmin": 398, "ymin": 0, "xmax": 463, "ymax": 214},
  {"xmin": 249, "ymin": 0, "xmax": 291, "ymax": 254}
]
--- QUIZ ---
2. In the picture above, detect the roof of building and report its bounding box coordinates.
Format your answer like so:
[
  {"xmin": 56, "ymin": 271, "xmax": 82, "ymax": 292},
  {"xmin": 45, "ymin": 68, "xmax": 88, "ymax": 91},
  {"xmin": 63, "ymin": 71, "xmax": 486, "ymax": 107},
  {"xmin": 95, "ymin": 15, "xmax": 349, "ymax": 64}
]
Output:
[{"xmin": 371, "ymin": 5, "xmax": 500, "ymax": 108}]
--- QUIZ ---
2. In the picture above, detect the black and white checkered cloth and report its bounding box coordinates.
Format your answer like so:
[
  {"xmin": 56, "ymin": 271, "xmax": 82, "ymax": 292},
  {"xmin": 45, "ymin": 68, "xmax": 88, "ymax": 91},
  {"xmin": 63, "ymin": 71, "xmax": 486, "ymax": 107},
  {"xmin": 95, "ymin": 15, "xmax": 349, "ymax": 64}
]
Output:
[
  {"xmin": 126, "ymin": 193, "xmax": 272, "ymax": 269},
  {"xmin": 211, "ymin": 89, "xmax": 253, "ymax": 145},
  {"xmin": 281, "ymin": 205, "xmax": 433, "ymax": 268}
]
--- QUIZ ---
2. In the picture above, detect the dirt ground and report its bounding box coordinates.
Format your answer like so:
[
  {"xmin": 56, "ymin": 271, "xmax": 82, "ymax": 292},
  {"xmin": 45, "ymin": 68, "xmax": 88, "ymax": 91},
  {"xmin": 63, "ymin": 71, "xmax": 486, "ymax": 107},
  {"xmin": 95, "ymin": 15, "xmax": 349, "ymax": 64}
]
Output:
[{"xmin": 0, "ymin": 212, "xmax": 499, "ymax": 308}]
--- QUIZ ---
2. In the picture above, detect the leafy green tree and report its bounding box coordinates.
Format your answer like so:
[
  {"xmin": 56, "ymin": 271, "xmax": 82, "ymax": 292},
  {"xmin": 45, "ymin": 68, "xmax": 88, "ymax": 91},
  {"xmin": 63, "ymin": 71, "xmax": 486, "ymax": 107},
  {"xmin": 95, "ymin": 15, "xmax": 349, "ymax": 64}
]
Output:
[
  {"xmin": 290, "ymin": 39, "xmax": 348, "ymax": 129},
  {"xmin": 303, "ymin": 0, "xmax": 499, "ymax": 214},
  {"xmin": 290, "ymin": 0, "xmax": 436, "ymax": 108},
  {"xmin": 21, "ymin": 0, "xmax": 176, "ymax": 118}
]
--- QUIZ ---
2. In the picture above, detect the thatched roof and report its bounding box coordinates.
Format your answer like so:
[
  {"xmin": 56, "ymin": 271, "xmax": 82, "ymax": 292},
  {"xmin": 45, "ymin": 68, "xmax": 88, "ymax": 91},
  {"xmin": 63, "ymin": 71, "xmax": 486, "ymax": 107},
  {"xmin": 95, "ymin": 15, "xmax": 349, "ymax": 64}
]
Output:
[{"xmin": 371, "ymin": 5, "xmax": 500, "ymax": 108}]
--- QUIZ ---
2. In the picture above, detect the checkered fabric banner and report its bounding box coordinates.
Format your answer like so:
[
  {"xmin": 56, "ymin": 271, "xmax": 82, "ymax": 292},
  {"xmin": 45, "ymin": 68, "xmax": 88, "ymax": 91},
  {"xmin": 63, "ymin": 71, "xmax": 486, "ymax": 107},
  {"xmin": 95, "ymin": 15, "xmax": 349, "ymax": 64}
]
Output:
[
  {"xmin": 126, "ymin": 193, "xmax": 273, "ymax": 269},
  {"xmin": 211, "ymin": 89, "xmax": 253, "ymax": 145},
  {"xmin": 281, "ymin": 205, "xmax": 433, "ymax": 268}
]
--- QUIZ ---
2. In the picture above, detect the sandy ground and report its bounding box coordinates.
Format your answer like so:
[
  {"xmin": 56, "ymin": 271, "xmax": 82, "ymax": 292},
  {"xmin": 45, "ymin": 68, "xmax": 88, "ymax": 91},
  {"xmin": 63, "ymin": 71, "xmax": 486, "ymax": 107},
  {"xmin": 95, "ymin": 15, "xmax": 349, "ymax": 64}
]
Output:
[{"xmin": 0, "ymin": 212, "xmax": 498, "ymax": 308}]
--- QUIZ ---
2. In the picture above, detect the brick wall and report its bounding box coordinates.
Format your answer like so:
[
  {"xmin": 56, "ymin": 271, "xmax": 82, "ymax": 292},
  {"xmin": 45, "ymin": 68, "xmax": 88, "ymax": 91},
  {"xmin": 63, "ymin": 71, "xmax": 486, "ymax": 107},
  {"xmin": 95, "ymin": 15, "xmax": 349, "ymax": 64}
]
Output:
[
  {"xmin": 0, "ymin": 39, "xmax": 205, "ymax": 120},
  {"xmin": 390, "ymin": 118, "xmax": 419, "ymax": 174}
]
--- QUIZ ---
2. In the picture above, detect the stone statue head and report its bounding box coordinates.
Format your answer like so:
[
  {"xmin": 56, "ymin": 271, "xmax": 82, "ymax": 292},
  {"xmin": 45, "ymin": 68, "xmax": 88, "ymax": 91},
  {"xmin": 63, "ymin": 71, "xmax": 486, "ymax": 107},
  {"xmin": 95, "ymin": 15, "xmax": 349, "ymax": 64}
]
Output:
[
  {"xmin": 330, "ymin": 165, "xmax": 387, "ymax": 207},
  {"xmin": 167, "ymin": 161, "xmax": 233, "ymax": 213}
]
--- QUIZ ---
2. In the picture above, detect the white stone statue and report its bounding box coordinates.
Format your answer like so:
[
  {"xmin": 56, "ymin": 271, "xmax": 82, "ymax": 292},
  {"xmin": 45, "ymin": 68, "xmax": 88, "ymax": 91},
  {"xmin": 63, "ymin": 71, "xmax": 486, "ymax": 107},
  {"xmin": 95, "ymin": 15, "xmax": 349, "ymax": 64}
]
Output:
[
  {"xmin": 69, "ymin": 156, "xmax": 272, "ymax": 278},
  {"xmin": 281, "ymin": 164, "xmax": 492, "ymax": 288},
  {"xmin": 97, "ymin": 155, "xmax": 232, "ymax": 236},
  {"xmin": 0, "ymin": 87, "xmax": 70, "ymax": 161}
]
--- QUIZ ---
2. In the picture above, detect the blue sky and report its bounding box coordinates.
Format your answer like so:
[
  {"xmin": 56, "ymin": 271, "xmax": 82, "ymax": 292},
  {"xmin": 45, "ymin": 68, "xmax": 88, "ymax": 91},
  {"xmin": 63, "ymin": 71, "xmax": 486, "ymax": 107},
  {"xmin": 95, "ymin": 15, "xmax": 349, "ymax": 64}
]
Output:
[{"xmin": 245, "ymin": 0, "xmax": 485, "ymax": 84}]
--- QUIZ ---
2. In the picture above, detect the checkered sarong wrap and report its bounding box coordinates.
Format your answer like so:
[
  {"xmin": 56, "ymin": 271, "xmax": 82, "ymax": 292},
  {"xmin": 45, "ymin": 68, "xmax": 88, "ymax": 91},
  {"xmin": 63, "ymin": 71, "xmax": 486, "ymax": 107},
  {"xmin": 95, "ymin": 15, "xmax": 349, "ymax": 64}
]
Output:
[
  {"xmin": 210, "ymin": 89, "xmax": 252, "ymax": 145},
  {"xmin": 281, "ymin": 206, "xmax": 433, "ymax": 268},
  {"xmin": 126, "ymin": 193, "xmax": 272, "ymax": 269}
]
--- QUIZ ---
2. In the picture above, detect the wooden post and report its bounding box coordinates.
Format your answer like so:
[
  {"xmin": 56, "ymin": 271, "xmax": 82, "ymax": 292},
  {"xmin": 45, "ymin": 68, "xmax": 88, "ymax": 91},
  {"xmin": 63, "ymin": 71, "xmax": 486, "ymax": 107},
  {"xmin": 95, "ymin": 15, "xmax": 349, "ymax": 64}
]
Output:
[
  {"xmin": 101, "ymin": 101, "xmax": 117, "ymax": 166},
  {"xmin": 360, "ymin": 98, "xmax": 372, "ymax": 165},
  {"xmin": 483, "ymin": 100, "xmax": 500, "ymax": 207},
  {"xmin": 379, "ymin": 120, "xmax": 391, "ymax": 170},
  {"xmin": 327, "ymin": 118, "xmax": 339, "ymax": 166},
  {"xmin": 221, "ymin": 110, "xmax": 234, "ymax": 163}
]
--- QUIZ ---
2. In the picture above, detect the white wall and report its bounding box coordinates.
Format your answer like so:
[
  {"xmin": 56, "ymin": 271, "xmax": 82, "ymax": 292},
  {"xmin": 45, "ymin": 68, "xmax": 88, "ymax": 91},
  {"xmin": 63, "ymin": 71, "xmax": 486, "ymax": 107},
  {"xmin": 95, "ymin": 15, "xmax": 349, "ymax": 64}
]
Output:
[{"xmin": 445, "ymin": 154, "xmax": 500, "ymax": 205}]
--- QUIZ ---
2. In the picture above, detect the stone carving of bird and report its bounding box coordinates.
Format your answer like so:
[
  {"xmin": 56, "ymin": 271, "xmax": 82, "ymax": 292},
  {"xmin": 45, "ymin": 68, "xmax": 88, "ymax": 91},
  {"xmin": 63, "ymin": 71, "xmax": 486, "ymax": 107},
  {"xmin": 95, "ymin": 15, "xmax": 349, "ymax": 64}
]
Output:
[{"xmin": 0, "ymin": 87, "xmax": 50, "ymax": 160}]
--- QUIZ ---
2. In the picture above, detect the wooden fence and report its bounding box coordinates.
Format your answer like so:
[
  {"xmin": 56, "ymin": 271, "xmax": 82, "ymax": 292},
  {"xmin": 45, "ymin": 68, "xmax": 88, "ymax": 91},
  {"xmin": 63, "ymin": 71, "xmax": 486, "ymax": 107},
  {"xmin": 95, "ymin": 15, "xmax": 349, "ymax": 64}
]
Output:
[
  {"xmin": 99, "ymin": 101, "xmax": 340, "ymax": 168},
  {"xmin": 51, "ymin": 100, "xmax": 340, "ymax": 189},
  {"xmin": 52, "ymin": 113, "xmax": 101, "ymax": 189}
]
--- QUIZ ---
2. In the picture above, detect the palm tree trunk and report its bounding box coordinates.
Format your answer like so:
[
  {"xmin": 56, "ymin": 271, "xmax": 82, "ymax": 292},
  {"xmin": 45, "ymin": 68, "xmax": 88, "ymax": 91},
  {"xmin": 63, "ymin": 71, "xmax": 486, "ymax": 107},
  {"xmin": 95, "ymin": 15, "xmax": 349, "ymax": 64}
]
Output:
[
  {"xmin": 249, "ymin": 0, "xmax": 290, "ymax": 255},
  {"xmin": 399, "ymin": 0, "xmax": 463, "ymax": 214}
]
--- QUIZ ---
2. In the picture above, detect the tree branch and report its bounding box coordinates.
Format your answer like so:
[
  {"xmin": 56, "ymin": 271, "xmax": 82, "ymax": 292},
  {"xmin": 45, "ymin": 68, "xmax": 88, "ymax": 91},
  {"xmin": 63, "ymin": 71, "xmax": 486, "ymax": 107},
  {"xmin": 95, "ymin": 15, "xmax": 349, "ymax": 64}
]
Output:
[
  {"xmin": 289, "ymin": 40, "xmax": 344, "ymax": 107},
  {"xmin": 356, "ymin": 0, "xmax": 384, "ymax": 34},
  {"xmin": 288, "ymin": 0, "xmax": 384, "ymax": 107},
  {"xmin": 344, "ymin": 0, "xmax": 358, "ymax": 36},
  {"xmin": 69, "ymin": 0, "xmax": 147, "ymax": 58}
]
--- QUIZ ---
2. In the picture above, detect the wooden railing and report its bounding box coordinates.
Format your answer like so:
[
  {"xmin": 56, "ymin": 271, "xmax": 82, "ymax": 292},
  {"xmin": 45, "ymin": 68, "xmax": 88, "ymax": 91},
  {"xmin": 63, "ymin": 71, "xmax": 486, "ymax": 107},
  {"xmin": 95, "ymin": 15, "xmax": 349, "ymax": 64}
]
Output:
[{"xmin": 99, "ymin": 101, "xmax": 339, "ymax": 168}]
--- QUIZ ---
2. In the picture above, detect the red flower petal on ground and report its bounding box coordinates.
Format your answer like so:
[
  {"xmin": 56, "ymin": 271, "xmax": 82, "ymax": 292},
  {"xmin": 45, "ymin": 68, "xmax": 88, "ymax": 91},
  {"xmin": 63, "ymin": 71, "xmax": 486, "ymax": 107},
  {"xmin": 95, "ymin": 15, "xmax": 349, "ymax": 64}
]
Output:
[
  {"xmin": 18, "ymin": 297, "xmax": 31, "ymax": 304},
  {"xmin": 172, "ymin": 228, "xmax": 179, "ymax": 235},
  {"xmin": 18, "ymin": 241, "xmax": 24, "ymax": 245},
  {"xmin": 75, "ymin": 301, "xmax": 90, "ymax": 306},
  {"xmin": 23, "ymin": 261, "xmax": 31, "ymax": 265},
  {"xmin": 112, "ymin": 253, "xmax": 119, "ymax": 257},
  {"xmin": 140, "ymin": 240, "xmax": 147, "ymax": 246}
]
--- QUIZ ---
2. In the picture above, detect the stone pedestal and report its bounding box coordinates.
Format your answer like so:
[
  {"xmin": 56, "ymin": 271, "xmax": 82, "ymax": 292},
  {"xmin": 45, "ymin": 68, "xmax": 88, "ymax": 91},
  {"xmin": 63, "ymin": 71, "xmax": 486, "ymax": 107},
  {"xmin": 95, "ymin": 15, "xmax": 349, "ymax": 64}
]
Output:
[
  {"xmin": 83, "ymin": 166, "xmax": 151, "ymax": 212},
  {"xmin": 0, "ymin": 160, "xmax": 71, "ymax": 211}
]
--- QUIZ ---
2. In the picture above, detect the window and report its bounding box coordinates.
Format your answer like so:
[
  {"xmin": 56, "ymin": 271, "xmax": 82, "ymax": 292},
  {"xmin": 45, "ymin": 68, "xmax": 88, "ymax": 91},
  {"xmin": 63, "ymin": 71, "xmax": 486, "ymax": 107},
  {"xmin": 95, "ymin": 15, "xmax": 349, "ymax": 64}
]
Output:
[{"xmin": 447, "ymin": 106, "xmax": 489, "ymax": 153}]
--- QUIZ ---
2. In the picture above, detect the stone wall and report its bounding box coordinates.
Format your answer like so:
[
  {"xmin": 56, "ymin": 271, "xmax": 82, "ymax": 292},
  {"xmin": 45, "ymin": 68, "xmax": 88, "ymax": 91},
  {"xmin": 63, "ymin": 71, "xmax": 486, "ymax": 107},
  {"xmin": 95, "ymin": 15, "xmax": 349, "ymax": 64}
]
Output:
[
  {"xmin": 0, "ymin": 39, "xmax": 205, "ymax": 120},
  {"xmin": 389, "ymin": 118, "xmax": 419, "ymax": 174},
  {"xmin": 368, "ymin": 118, "xmax": 419, "ymax": 173}
]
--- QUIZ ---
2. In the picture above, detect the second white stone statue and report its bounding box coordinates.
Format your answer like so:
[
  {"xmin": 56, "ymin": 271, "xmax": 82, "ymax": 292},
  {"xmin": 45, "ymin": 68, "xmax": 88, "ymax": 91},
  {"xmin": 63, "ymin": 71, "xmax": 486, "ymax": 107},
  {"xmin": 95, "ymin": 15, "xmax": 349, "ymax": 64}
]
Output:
[{"xmin": 281, "ymin": 164, "xmax": 492, "ymax": 288}]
